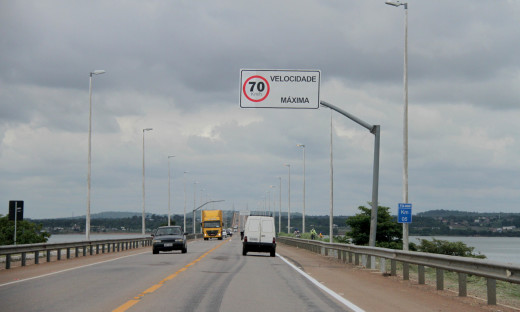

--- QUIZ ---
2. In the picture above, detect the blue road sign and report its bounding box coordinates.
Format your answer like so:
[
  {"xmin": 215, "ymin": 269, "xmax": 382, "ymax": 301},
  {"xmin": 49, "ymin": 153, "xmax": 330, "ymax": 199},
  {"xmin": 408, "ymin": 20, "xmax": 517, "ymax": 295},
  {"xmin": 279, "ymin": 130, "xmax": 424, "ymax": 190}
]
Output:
[{"xmin": 398, "ymin": 203, "xmax": 412, "ymax": 223}]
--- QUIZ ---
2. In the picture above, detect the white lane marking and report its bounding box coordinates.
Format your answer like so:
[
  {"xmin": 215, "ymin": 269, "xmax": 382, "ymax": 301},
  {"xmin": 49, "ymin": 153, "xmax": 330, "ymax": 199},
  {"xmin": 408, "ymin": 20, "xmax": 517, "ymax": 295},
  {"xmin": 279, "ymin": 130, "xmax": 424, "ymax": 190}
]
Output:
[
  {"xmin": 277, "ymin": 254, "xmax": 365, "ymax": 312},
  {"xmin": 0, "ymin": 251, "xmax": 150, "ymax": 288}
]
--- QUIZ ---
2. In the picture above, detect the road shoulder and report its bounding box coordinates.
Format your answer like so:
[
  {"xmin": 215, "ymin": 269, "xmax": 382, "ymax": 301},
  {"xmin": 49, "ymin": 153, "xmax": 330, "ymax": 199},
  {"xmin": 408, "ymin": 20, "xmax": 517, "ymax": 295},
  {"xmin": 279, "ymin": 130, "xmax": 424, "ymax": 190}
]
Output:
[{"xmin": 277, "ymin": 242, "xmax": 517, "ymax": 312}]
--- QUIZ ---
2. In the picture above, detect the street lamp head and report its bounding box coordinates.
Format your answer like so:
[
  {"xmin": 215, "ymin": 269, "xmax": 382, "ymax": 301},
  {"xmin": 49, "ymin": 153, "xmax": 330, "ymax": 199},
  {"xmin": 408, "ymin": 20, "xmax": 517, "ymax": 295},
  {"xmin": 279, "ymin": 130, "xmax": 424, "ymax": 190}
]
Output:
[
  {"xmin": 297, "ymin": 144, "xmax": 305, "ymax": 148},
  {"xmin": 168, "ymin": 155, "xmax": 176, "ymax": 159},
  {"xmin": 90, "ymin": 70, "xmax": 106, "ymax": 76},
  {"xmin": 284, "ymin": 163, "xmax": 290, "ymax": 167},
  {"xmin": 143, "ymin": 128, "xmax": 153, "ymax": 132},
  {"xmin": 385, "ymin": 1, "xmax": 407, "ymax": 8}
]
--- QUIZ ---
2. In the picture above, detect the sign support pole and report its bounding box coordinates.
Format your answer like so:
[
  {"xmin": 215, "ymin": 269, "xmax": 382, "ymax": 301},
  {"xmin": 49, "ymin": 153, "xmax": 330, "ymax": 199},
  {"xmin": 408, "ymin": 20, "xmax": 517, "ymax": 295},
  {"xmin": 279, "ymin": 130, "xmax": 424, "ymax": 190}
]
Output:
[{"xmin": 320, "ymin": 101, "xmax": 380, "ymax": 249}]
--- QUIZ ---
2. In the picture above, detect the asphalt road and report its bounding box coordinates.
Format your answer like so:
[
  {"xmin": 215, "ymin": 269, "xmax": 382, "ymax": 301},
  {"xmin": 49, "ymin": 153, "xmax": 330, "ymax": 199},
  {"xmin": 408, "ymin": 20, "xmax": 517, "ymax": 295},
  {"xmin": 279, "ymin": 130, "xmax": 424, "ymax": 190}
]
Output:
[{"xmin": 0, "ymin": 237, "xmax": 357, "ymax": 312}]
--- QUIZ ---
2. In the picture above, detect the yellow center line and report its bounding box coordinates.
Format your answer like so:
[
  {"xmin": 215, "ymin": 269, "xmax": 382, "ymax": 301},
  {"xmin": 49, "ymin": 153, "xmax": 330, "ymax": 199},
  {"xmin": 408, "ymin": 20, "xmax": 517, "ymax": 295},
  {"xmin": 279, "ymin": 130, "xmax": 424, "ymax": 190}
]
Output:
[{"xmin": 112, "ymin": 240, "xmax": 227, "ymax": 312}]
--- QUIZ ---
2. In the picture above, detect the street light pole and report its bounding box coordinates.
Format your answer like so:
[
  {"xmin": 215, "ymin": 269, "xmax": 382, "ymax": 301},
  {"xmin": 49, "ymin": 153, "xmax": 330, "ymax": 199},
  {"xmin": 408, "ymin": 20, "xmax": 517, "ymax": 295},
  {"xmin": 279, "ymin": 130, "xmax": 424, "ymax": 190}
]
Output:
[
  {"xmin": 193, "ymin": 181, "xmax": 198, "ymax": 234},
  {"xmin": 86, "ymin": 69, "xmax": 105, "ymax": 241},
  {"xmin": 142, "ymin": 128, "xmax": 153, "ymax": 235},
  {"xmin": 284, "ymin": 164, "xmax": 291, "ymax": 233},
  {"xmin": 278, "ymin": 177, "xmax": 282, "ymax": 233},
  {"xmin": 168, "ymin": 155, "xmax": 175, "ymax": 226},
  {"xmin": 386, "ymin": 0, "xmax": 409, "ymax": 250},
  {"xmin": 269, "ymin": 185, "xmax": 276, "ymax": 216},
  {"xmin": 183, "ymin": 171, "xmax": 188, "ymax": 232},
  {"xmin": 297, "ymin": 144, "xmax": 306, "ymax": 233},
  {"xmin": 329, "ymin": 110, "xmax": 334, "ymax": 243}
]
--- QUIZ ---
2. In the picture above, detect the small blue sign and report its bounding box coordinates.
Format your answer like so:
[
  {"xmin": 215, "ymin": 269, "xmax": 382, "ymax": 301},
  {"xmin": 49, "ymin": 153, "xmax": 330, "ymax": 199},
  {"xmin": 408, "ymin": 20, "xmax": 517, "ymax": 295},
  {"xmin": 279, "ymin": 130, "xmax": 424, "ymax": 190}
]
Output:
[{"xmin": 398, "ymin": 203, "xmax": 412, "ymax": 223}]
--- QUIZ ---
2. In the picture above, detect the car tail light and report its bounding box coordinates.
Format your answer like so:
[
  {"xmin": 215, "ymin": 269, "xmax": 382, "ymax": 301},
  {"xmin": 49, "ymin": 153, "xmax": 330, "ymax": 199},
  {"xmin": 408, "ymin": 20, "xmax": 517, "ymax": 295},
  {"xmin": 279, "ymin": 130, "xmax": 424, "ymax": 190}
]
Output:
[
  {"xmin": 272, "ymin": 237, "xmax": 276, "ymax": 244},
  {"xmin": 244, "ymin": 236, "xmax": 247, "ymax": 242}
]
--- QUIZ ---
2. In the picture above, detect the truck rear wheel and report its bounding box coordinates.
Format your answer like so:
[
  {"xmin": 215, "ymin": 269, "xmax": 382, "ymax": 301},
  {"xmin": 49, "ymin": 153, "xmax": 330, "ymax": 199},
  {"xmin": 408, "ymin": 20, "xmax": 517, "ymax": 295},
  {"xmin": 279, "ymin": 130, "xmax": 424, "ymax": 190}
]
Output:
[{"xmin": 242, "ymin": 247, "xmax": 247, "ymax": 256}]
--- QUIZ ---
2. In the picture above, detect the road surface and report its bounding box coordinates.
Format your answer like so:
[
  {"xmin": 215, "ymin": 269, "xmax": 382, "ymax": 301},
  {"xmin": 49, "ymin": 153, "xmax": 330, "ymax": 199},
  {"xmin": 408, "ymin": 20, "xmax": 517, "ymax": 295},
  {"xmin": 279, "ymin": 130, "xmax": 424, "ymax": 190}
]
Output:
[{"xmin": 0, "ymin": 237, "xmax": 516, "ymax": 312}]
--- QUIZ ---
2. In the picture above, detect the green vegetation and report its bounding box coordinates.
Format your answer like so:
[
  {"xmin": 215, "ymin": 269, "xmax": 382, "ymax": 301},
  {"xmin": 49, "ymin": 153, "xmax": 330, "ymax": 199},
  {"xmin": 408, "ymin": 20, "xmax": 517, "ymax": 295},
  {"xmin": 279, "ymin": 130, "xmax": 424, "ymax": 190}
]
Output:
[
  {"xmin": 339, "ymin": 205, "xmax": 403, "ymax": 249},
  {"xmin": 0, "ymin": 215, "xmax": 51, "ymax": 245},
  {"xmin": 411, "ymin": 238, "xmax": 486, "ymax": 258}
]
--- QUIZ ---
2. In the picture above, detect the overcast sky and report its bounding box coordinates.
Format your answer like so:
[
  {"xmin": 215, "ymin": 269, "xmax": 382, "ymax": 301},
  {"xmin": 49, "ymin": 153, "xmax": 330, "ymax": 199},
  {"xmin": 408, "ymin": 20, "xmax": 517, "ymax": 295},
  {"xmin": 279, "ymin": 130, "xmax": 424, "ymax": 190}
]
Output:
[{"xmin": 1, "ymin": 1, "xmax": 519, "ymax": 219}]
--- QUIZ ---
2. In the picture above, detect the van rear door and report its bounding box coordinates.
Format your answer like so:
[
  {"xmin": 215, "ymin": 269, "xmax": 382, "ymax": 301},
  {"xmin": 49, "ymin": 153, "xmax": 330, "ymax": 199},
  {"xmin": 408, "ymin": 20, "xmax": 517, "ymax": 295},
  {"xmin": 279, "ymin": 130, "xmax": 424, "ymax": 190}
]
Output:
[
  {"xmin": 260, "ymin": 218, "xmax": 274, "ymax": 243},
  {"xmin": 247, "ymin": 218, "xmax": 261, "ymax": 242}
]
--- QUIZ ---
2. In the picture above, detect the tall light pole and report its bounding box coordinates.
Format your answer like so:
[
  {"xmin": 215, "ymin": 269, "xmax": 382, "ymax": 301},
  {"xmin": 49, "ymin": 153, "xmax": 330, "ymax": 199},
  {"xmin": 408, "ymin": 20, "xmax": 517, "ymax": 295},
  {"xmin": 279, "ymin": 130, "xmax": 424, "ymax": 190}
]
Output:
[
  {"xmin": 193, "ymin": 181, "xmax": 198, "ymax": 234},
  {"xmin": 168, "ymin": 155, "xmax": 175, "ymax": 226},
  {"xmin": 278, "ymin": 177, "xmax": 282, "ymax": 234},
  {"xmin": 284, "ymin": 164, "xmax": 291, "ymax": 233},
  {"xmin": 269, "ymin": 185, "xmax": 276, "ymax": 216},
  {"xmin": 297, "ymin": 144, "xmax": 306, "ymax": 233},
  {"xmin": 142, "ymin": 128, "xmax": 153, "ymax": 235},
  {"xmin": 183, "ymin": 171, "xmax": 189, "ymax": 232},
  {"xmin": 386, "ymin": 0, "xmax": 409, "ymax": 250},
  {"xmin": 86, "ymin": 69, "xmax": 105, "ymax": 241},
  {"xmin": 329, "ymin": 110, "xmax": 334, "ymax": 243},
  {"xmin": 200, "ymin": 188, "xmax": 205, "ymax": 233}
]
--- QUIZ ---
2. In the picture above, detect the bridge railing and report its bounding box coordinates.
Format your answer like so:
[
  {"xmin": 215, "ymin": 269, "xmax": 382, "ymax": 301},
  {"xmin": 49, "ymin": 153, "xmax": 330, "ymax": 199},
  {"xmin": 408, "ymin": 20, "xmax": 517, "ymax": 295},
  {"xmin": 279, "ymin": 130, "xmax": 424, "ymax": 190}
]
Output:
[
  {"xmin": 278, "ymin": 236, "xmax": 520, "ymax": 305},
  {"xmin": 0, "ymin": 234, "xmax": 203, "ymax": 270}
]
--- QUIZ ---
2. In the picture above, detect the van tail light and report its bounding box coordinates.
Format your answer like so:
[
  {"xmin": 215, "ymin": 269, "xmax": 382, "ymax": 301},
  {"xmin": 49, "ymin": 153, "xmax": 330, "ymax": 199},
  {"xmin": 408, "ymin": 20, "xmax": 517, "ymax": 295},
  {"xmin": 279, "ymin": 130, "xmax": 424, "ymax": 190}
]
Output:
[
  {"xmin": 244, "ymin": 236, "xmax": 247, "ymax": 243},
  {"xmin": 273, "ymin": 237, "xmax": 276, "ymax": 244}
]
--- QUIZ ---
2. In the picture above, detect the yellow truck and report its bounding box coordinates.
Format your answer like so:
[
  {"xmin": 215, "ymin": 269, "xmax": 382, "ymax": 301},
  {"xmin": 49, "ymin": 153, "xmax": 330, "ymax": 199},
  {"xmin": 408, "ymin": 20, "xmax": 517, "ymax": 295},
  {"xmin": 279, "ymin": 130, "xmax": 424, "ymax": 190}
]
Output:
[{"xmin": 202, "ymin": 210, "xmax": 224, "ymax": 240}]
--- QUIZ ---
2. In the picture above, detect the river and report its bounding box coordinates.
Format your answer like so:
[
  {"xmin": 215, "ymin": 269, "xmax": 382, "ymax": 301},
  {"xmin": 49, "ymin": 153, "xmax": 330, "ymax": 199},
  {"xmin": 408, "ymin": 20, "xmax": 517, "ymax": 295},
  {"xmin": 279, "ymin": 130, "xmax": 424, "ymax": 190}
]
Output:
[{"xmin": 410, "ymin": 236, "xmax": 520, "ymax": 265}]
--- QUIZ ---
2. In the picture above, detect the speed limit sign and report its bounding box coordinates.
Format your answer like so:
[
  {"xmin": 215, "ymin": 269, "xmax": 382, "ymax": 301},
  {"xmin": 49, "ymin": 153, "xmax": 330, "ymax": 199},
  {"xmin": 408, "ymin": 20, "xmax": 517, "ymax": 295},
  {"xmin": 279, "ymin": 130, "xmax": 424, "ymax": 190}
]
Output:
[
  {"xmin": 240, "ymin": 69, "xmax": 320, "ymax": 109},
  {"xmin": 242, "ymin": 75, "xmax": 270, "ymax": 102}
]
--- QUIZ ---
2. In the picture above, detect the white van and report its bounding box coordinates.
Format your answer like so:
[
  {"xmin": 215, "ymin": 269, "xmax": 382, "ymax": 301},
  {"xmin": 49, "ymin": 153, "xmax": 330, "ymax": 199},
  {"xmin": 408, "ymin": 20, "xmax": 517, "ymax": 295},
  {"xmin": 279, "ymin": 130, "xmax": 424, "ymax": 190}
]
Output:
[{"xmin": 242, "ymin": 216, "xmax": 276, "ymax": 257}]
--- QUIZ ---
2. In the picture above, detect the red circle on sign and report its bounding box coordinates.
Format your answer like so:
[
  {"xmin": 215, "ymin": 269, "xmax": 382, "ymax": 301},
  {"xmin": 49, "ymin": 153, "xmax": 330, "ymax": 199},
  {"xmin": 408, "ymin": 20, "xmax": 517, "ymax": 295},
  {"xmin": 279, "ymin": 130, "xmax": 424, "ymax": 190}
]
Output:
[{"xmin": 243, "ymin": 75, "xmax": 270, "ymax": 102}]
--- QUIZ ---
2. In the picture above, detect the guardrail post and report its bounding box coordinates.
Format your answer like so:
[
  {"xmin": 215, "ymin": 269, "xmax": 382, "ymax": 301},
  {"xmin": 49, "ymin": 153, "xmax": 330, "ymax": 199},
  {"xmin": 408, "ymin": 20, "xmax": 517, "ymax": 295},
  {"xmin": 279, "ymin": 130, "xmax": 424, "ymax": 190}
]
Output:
[
  {"xmin": 380, "ymin": 258, "xmax": 386, "ymax": 274},
  {"xmin": 46, "ymin": 250, "xmax": 51, "ymax": 262},
  {"xmin": 21, "ymin": 252, "xmax": 27, "ymax": 266},
  {"xmin": 487, "ymin": 278, "xmax": 496, "ymax": 305},
  {"xmin": 117, "ymin": 243, "xmax": 120, "ymax": 252},
  {"xmin": 418, "ymin": 265, "xmax": 425, "ymax": 284},
  {"xmin": 89, "ymin": 245, "xmax": 93, "ymax": 255},
  {"xmin": 102, "ymin": 244, "xmax": 105, "ymax": 253},
  {"xmin": 391, "ymin": 259, "xmax": 396, "ymax": 276},
  {"xmin": 57, "ymin": 248, "xmax": 61, "ymax": 260},
  {"xmin": 436, "ymin": 268, "xmax": 444, "ymax": 290},
  {"xmin": 348, "ymin": 251, "xmax": 353, "ymax": 264},
  {"xmin": 75, "ymin": 247, "xmax": 79, "ymax": 258},
  {"xmin": 458, "ymin": 273, "xmax": 467, "ymax": 297},
  {"xmin": 83, "ymin": 246, "xmax": 87, "ymax": 256},
  {"xmin": 35, "ymin": 251, "xmax": 39, "ymax": 264},
  {"xmin": 96, "ymin": 244, "xmax": 99, "ymax": 254},
  {"xmin": 403, "ymin": 263, "xmax": 409, "ymax": 280},
  {"xmin": 355, "ymin": 253, "xmax": 360, "ymax": 265},
  {"xmin": 365, "ymin": 255, "xmax": 370, "ymax": 268},
  {"xmin": 67, "ymin": 248, "xmax": 71, "ymax": 259},
  {"xmin": 6, "ymin": 254, "xmax": 11, "ymax": 269}
]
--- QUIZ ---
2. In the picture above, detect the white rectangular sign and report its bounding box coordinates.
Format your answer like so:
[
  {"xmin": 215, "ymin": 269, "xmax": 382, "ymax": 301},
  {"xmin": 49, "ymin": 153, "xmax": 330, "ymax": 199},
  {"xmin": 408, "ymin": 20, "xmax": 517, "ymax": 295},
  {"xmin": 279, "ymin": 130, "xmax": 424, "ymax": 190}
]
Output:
[{"xmin": 240, "ymin": 69, "xmax": 320, "ymax": 109}]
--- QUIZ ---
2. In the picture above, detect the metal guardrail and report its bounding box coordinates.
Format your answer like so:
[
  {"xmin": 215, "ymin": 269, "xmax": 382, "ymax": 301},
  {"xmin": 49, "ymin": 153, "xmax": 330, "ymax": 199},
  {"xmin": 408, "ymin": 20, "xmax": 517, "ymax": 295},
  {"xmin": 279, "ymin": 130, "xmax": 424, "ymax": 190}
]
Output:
[
  {"xmin": 278, "ymin": 237, "xmax": 520, "ymax": 306},
  {"xmin": 0, "ymin": 234, "xmax": 203, "ymax": 270}
]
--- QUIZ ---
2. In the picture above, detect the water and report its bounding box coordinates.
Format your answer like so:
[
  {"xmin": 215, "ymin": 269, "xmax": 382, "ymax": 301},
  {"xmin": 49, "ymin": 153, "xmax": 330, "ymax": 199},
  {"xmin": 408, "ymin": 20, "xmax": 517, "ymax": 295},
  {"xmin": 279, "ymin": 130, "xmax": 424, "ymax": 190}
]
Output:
[
  {"xmin": 48, "ymin": 233, "xmax": 147, "ymax": 243},
  {"xmin": 410, "ymin": 236, "xmax": 520, "ymax": 265}
]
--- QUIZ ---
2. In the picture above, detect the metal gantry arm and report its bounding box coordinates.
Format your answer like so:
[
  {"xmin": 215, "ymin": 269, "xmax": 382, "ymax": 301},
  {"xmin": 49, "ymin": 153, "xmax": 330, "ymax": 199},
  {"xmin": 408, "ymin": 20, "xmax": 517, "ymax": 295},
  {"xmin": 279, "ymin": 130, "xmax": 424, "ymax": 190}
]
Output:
[
  {"xmin": 320, "ymin": 100, "xmax": 380, "ymax": 248},
  {"xmin": 192, "ymin": 200, "xmax": 225, "ymax": 233}
]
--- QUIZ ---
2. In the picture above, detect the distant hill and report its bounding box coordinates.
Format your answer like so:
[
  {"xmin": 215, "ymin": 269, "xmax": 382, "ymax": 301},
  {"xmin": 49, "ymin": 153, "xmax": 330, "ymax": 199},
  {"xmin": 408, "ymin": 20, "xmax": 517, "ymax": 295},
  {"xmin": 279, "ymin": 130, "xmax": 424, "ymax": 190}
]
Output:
[{"xmin": 417, "ymin": 209, "xmax": 520, "ymax": 218}]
